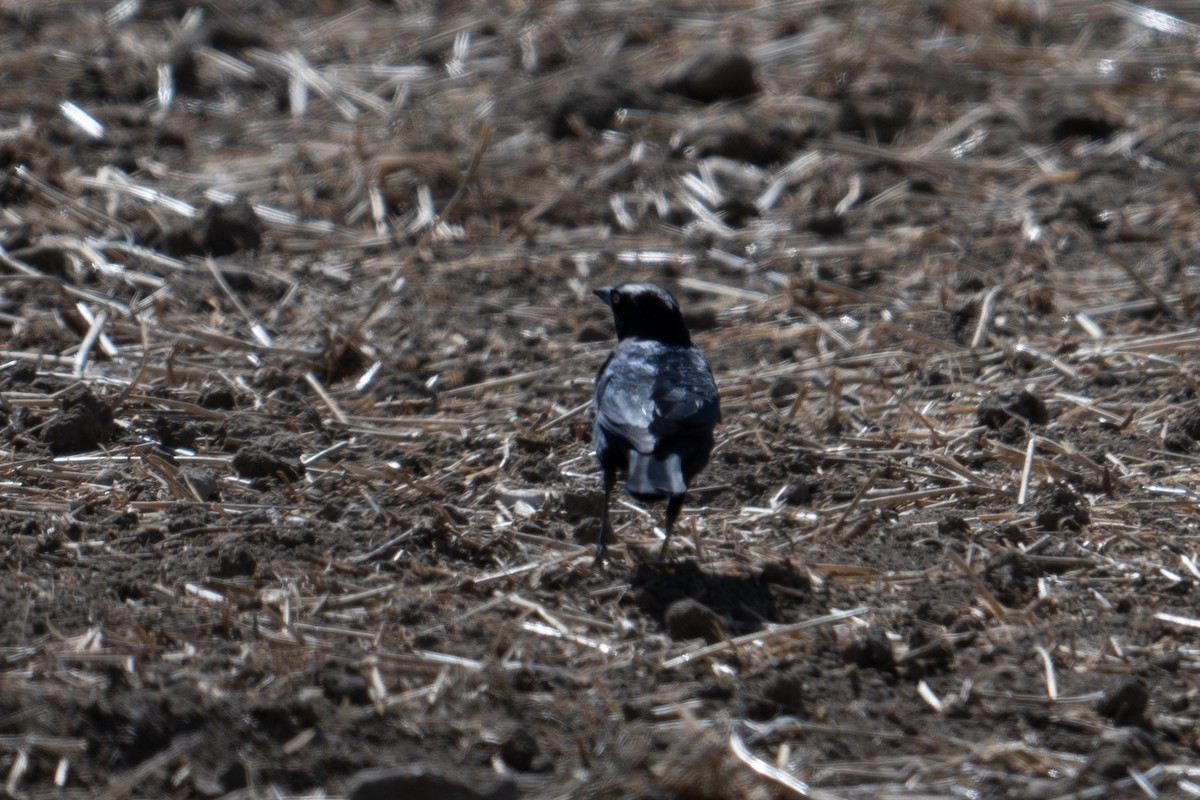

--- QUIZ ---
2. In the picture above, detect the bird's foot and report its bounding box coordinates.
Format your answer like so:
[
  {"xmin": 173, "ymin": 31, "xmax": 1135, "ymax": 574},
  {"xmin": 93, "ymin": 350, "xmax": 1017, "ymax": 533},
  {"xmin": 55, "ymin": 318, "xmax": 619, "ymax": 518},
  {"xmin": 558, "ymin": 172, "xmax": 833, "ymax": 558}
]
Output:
[
  {"xmin": 657, "ymin": 538, "xmax": 673, "ymax": 563},
  {"xmin": 592, "ymin": 518, "xmax": 615, "ymax": 568}
]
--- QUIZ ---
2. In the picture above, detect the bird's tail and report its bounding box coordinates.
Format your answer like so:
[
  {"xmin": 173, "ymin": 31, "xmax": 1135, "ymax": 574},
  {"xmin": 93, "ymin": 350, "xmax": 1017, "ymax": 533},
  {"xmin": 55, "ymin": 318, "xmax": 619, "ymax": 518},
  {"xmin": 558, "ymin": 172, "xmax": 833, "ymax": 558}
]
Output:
[{"xmin": 627, "ymin": 451, "xmax": 687, "ymax": 498}]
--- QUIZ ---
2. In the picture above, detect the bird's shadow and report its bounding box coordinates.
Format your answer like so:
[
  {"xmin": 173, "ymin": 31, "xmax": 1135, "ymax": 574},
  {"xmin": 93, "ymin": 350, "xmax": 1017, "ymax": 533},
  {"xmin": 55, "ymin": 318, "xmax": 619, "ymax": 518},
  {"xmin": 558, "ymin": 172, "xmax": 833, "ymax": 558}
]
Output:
[{"xmin": 628, "ymin": 559, "xmax": 796, "ymax": 635}]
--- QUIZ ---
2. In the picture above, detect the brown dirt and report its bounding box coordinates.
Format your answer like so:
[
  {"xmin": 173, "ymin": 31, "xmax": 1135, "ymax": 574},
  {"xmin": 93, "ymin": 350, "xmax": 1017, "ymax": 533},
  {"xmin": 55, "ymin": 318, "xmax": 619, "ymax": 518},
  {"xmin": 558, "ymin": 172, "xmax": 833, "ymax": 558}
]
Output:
[{"xmin": 3, "ymin": 1, "xmax": 1200, "ymax": 798}]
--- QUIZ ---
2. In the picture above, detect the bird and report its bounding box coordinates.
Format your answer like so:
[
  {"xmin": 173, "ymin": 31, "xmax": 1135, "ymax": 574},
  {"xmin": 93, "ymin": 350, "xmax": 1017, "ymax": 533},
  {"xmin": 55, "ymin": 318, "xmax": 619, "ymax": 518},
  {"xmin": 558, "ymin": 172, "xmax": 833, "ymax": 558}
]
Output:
[{"xmin": 591, "ymin": 282, "xmax": 721, "ymax": 564}]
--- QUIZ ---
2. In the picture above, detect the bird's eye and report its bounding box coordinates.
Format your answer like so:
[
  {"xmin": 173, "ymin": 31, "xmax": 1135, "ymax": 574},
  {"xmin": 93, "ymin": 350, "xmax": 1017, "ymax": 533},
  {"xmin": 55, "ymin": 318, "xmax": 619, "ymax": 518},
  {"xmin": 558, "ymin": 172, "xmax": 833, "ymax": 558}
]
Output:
[{"xmin": 611, "ymin": 291, "xmax": 621, "ymax": 305}]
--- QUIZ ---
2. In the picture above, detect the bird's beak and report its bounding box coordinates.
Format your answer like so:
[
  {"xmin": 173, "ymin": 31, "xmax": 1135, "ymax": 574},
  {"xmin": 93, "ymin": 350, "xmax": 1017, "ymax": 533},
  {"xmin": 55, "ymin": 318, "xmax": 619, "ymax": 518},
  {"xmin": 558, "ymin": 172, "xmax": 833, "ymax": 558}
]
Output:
[{"xmin": 593, "ymin": 287, "xmax": 613, "ymax": 306}]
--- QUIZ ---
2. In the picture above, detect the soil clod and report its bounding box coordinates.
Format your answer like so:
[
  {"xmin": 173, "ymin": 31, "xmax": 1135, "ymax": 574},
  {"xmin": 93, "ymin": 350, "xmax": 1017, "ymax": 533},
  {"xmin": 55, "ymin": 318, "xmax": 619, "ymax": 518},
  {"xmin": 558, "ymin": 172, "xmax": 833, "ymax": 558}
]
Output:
[
  {"xmin": 1033, "ymin": 486, "xmax": 1090, "ymax": 532},
  {"xmin": 232, "ymin": 433, "xmax": 305, "ymax": 481},
  {"xmin": 42, "ymin": 387, "xmax": 114, "ymax": 454},
  {"xmin": 977, "ymin": 387, "xmax": 1049, "ymax": 430},
  {"xmin": 661, "ymin": 48, "xmax": 758, "ymax": 104}
]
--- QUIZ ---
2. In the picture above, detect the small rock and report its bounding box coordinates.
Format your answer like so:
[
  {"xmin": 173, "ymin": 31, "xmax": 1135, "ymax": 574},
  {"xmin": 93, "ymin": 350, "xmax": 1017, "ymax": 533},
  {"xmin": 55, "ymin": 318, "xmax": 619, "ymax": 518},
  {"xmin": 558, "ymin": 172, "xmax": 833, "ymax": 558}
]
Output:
[
  {"xmin": 151, "ymin": 223, "xmax": 204, "ymax": 258},
  {"xmin": 760, "ymin": 669, "xmax": 807, "ymax": 715},
  {"xmin": 983, "ymin": 550, "xmax": 1040, "ymax": 606},
  {"xmin": 781, "ymin": 481, "xmax": 814, "ymax": 506},
  {"xmin": 180, "ymin": 467, "xmax": 220, "ymax": 501},
  {"xmin": 902, "ymin": 629, "xmax": 955, "ymax": 675},
  {"xmin": 316, "ymin": 660, "xmax": 370, "ymax": 705},
  {"xmin": 758, "ymin": 560, "xmax": 811, "ymax": 592},
  {"xmin": 10, "ymin": 244, "xmax": 71, "ymax": 278},
  {"xmin": 43, "ymin": 387, "xmax": 114, "ymax": 455},
  {"xmin": 232, "ymin": 433, "xmax": 305, "ymax": 481},
  {"xmin": 664, "ymin": 597, "xmax": 725, "ymax": 643},
  {"xmin": 93, "ymin": 467, "xmax": 123, "ymax": 486},
  {"xmin": 977, "ymin": 387, "xmax": 1048, "ymax": 430},
  {"xmin": 1097, "ymin": 678, "xmax": 1149, "ymax": 727},
  {"xmin": 561, "ymin": 491, "xmax": 603, "ymax": 519},
  {"xmin": 995, "ymin": 416, "xmax": 1027, "ymax": 445},
  {"xmin": 805, "ymin": 211, "xmax": 846, "ymax": 237},
  {"xmin": 742, "ymin": 667, "xmax": 807, "ymax": 720},
  {"xmin": 546, "ymin": 74, "xmax": 638, "ymax": 138},
  {"xmin": 576, "ymin": 322, "xmax": 610, "ymax": 343},
  {"xmin": 218, "ymin": 411, "xmax": 277, "ymax": 447},
  {"xmin": 1163, "ymin": 431, "xmax": 1193, "ymax": 452},
  {"xmin": 662, "ymin": 48, "xmax": 758, "ymax": 103},
  {"xmin": 499, "ymin": 728, "xmax": 539, "ymax": 772},
  {"xmin": 196, "ymin": 197, "xmax": 262, "ymax": 256},
  {"xmin": 167, "ymin": 44, "xmax": 200, "ymax": 95},
  {"xmin": 214, "ymin": 542, "xmax": 256, "ymax": 578},
  {"xmin": 572, "ymin": 517, "xmax": 603, "ymax": 547},
  {"xmin": 1049, "ymin": 113, "xmax": 1118, "ymax": 143},
  {"xmin": 680, "ymin": 118, "xmax": 806, "ymax": 167},
  {"xmin": 836, "ymin": 92, "xmax": 914, "ymax": 143},
  {"xmin": 1080, "ymin": 729, "xmax": 1159, "ymax": 780},
  {"xmin": 1167, "ymin": 407, "xmax": 1200, "ymax": 442},
  {"xmin": 937, "ymin": 516, "xmax": 970, "ymax": 538},
  {"xmin": 206, "ymin": 20, "xmax": 268, "ymax": 53},
  {"xmin": 218, "ymin": 761, "xmax": 249, "ymax": 793},
  {"xmin": 769, "ymin": 378, "xmax": 798, "ymax": 401},
  {"xmin": 166, "ymin": 501, "xmax": 213, "ymax": 533},
  {"xmin": 347, "ymin": 765, "xmax": 515, "ymax": 800},
  {"xmin": 843, "ymin": 632, "xmax": 895, "ymax": 670},
  {"xmin": 319, "ymin": 500, "xmax": 344, "ymax": 522},
  {"xmin": 156, "ymin": 414, "xmax": 199, "ymax": 450},
  {"xmin": 0, "ymin": 361, "xmax": 37, "ymax": 388},
  {"xmin": 198, "ymin": 384, "xmax": 236, "ymax": 410},
  {"xmin": 1033, "ymin": 486, "xmax": 1090, "ymax": 532}
]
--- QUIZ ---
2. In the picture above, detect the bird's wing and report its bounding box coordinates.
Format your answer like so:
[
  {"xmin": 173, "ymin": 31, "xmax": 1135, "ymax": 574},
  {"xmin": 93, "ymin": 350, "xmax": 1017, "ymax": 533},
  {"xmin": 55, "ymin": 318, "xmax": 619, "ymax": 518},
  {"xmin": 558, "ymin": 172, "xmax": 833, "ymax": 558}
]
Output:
[
  {"xmin": 648, "ymin": 348, "xmax": 720, "ymax": 437},
  {"xmin": 594, "ymin": 347, "xmax": 659, "ymax": 453},
  {"xmin": 596, "ymin": 344, "xmax": 718, "ymax": 453}
]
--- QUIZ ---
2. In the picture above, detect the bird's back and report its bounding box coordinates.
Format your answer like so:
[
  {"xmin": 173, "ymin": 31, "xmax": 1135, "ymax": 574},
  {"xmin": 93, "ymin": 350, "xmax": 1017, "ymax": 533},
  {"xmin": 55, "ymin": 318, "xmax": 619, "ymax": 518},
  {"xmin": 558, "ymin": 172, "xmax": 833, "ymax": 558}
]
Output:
[{"xmin": 595, "ymin": 338, "xmax": 719, "ymax": 496}]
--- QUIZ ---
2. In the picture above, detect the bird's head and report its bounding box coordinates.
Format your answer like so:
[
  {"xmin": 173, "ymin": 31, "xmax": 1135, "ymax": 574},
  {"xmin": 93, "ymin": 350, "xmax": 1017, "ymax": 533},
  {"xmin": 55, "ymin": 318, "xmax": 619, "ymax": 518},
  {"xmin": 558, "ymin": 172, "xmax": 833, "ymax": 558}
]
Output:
[{"xmin": 595, "ymin": 282, "xmax": 693, "ymax": 345}]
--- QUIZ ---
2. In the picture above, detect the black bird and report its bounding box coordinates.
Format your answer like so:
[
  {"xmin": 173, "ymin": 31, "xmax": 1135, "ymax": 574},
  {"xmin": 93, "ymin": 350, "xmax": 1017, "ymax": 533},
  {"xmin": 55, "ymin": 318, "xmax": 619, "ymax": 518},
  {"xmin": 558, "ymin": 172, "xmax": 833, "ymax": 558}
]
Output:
[{"xmin": 592, "ymin": 283, "xmax": 720, "ymax": 563}]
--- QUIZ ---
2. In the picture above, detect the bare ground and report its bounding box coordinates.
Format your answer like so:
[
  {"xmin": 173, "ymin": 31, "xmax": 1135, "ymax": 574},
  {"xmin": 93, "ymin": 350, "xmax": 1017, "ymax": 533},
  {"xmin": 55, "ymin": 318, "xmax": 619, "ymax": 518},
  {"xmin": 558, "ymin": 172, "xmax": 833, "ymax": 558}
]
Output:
[{"xmin": 3, "ymin": 1, "xmax": 1200, "ymax": 798}]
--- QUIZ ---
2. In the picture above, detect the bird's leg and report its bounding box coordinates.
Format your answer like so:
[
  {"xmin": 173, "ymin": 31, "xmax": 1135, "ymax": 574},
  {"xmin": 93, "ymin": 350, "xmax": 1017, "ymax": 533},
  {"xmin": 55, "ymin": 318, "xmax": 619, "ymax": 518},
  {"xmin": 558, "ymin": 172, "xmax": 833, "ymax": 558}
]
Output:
[
  {"xmin": 660, "ymin": 494, "xmax": 684, "ymax": 560},
  {"xmin": 593, "ymin": 472, "xmax": 616, "ymax": 567}
]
